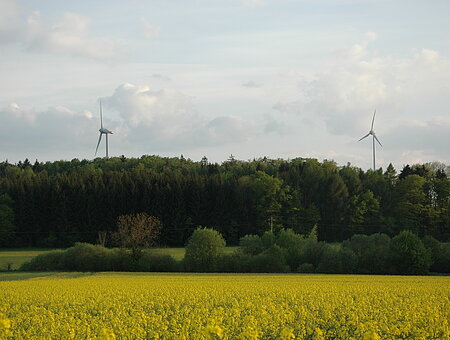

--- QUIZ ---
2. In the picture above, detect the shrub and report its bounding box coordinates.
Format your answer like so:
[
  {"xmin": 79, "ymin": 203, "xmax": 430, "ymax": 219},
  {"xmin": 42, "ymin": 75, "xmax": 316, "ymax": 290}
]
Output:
[
  {"xmin": 261, "ymin": 230, "xmax": 276, "ymax": 248},
  {"xmin": 183, "ymin": 227, "xmax": 226, "ymax": 272},
  {"xmin": 423, "ymin": 236, "xmax": 450, "ymax": 273},
  {"xmin": 316, "ymin": 244, "xmax": 342, "ymax": 274},
  {"xmin": 20, "ymin": 250, "xmax": 66, "ymax": 271},
  {"xmin": 275, "ymin": 229, "xmax": 305, "ymax": 250},
  {"xmin": 64, "ymin": 243, "xmax": 113, "ymax": 271},
  {"xmin": 137, "ymin": 252, "xmax": 180, "ymax": 272},
  {"xmin": 390, "ymin": 230, "xmax": 431, "ymax": 274},
  {"xmin": 239, "ymin": 234, "xmax": 264, "ymax": 255},
  {"xmin": 339, "ymin": 247, "xmax": 358, "ymax": 274},
  {"xmin": 247, "ymin": 245, "xmax": 289, "ymax": 273},
  {"xmin": 343, "ymin": 233, "xmax": 390, "ymax": 274},
  {"xmin": 216, "ymin": 252, "xmax": 253, "ymax": 272},
  {"xmin": 297, "ymin": 263, "xmax": 315, "ymax": 273}
]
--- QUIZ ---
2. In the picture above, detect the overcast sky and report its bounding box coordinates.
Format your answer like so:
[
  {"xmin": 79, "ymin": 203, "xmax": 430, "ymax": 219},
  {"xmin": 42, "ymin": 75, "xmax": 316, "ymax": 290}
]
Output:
[{"xmin": 1, "ymin": 0, "xmax": 449, "ymax": 170}]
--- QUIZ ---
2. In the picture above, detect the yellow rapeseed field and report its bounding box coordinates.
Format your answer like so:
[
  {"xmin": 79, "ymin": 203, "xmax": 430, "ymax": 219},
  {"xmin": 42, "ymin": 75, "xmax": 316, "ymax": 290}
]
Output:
[{"xmin": 0, "ymin": 273, "xmax": 448, "ymax": 339}]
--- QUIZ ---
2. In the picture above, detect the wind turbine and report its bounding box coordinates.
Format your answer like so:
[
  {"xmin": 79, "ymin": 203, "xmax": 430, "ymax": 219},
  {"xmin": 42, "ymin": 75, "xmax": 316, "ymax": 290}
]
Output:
[
  {"xmin": 358, "ymin": 109, "xmax": 382, "ymax": 171},
  {"xmin": 95, "ymin": 100, "xmax": 113, "ymax": 158}
]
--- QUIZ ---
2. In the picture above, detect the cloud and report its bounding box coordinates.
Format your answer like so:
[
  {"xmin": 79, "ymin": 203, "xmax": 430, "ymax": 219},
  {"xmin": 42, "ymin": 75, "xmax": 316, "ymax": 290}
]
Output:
[
  {"xmin": 140, "ymin": 18, "xmax": 160, "ymax": 39},
  {"xmin": 150, "ymin": 73, "xmax": 171, "ymax": 81},
  {"xmin": 241, "ymin": 0, "xmax": 266, "ymax": 6},
  {"xmin": 242, "ymin": 80, "xmax": 262, "ymax": 88},
  {"xmin": 0, "ymin": 102, "xmax": 98, "ymax": 159},
  {"xmin": 104, "ymin": 83, "xmax": 254, "ymax": 150},
  {"xmin": 0, "ymin": 1, "xmax": 123, "ymax": 62},
  {"xmin": 0, "ymin": 0, "xmax": 20, "ymax": 42},
  {"xmin": 203, "ymin": 115, "xmax": 252, "ymax": 145},
  {"xmin": 273, "ymin": 33, "xmax": 450, "ymax": 139},
  {"xmin": 382, "ymin": 116, "xmax": 450, "ymax": 155},
  {"xmin": 24, "ymin": 11, "xmax": 123, "ymax": 62}
]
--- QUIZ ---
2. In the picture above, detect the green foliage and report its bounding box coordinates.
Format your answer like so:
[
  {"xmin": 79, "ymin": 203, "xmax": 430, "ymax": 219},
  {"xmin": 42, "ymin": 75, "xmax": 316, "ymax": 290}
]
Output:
[
  {"xmin": 136, "ymin": 252, "xmax": 180, "ymax": 272},
  {"xmin": 297, "ymin": 263, "xmax": 315, "ymax": 273},
  {"xmin": 343, "ymin": 233, "xmax": 391, "ymax": 274},
  {"xmin": 316, "ymin": 244, "xmax": 342, "ymax": 274},
  {"xmin": 20, "ymin": 250, "xmax": 66, "ymax": 271},
  {"xmin": 20, "ymin": 243, "xmax": 180, "ymax": 272},
  {"xmin": 423, "ymin": 236, "xmax": 450, "ymax": 273},
  {"xmin": 0, "ymin": 194, "xmax": 15, "ymax": 247},
  {"xmin": 246, "ymin": 245, "xmax": 289, "ymax": 273},
  {"xmin": 0, "ymin": 156, "xmax": 448, "ymax": 248},
  {"xmin": 239, "ymin": 234, "xmax": 263, "ymax": 255},
  {"xmin": 261, "ymin": 230, "xmax": 276, "ymax": 248},
  {"xmin": 390, "ymin": 231, "xmax": 432, "ymax": 274},
  {"xmin": 64, "ymin": 243, "xmax": 117, "ymax": 271},
  {"xmin": 183, "ymin": 228, "xmax": 226, "ymax": 272}
]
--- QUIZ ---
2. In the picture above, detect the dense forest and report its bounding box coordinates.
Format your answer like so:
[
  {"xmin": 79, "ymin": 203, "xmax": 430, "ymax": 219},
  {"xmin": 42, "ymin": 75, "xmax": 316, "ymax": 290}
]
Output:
[{"xmin": 0, "ymin": 155, "xmax": 449, "ymax": 247}]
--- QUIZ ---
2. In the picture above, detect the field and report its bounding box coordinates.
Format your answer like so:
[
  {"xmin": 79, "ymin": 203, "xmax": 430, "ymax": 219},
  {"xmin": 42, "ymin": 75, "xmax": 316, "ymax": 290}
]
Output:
[
  {"xmin": 0, "ymin": 273, "xmax": 448, "ymax": 339},
  {"xmin": 0, "ymin": 249, "xmax": 59, "ymax": 270}
]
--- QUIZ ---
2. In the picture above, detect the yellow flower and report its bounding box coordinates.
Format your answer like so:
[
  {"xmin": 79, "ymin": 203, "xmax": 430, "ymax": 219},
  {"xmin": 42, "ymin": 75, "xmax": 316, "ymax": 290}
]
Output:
[
  {"xmin": 205, "ymin": 324, "xmax": 224, "ymax": 339},
  {"xmin": 363, "ymin": 331, "xmax": 381, "ymax": 340},
  {"xmin": 312, "ymin": 328, "xmax": 324, "ymax": 340},
  {"xmin": 279, "ymin": 327, "xmax": 295, "ymax": 339},
  {"xmin": 99, "ymin": 328, "xmax": 116, "ymax": 340},
  {"xmin": 0, "ymin": 317, "xmax": 11, "ymax": 329}
]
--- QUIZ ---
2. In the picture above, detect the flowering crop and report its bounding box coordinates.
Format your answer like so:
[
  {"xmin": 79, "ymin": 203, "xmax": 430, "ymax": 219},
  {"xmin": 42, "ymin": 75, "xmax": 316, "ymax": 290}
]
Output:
[{"xmin": 0, "ymin": 273, "xmax": 448, "ymax": 339}]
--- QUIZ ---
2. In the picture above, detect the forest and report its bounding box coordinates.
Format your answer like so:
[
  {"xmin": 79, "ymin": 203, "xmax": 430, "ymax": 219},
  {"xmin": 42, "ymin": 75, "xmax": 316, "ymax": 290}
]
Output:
[{"xmin": 0, "ymin": 155, "xmax": 449, "ymax": 247}]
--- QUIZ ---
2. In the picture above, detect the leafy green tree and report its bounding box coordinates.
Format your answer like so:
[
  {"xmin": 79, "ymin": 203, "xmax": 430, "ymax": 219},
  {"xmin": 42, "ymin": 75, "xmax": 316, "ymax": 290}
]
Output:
[
  {"xmin": 0, "ymin": 193, "xmax": 15, "ymax": 246},
  {"xmin": 184, "ymin": 227, "xmax": 226, "ymax": 272},
  {"xmin": 239, "ymin": 234, "xmax": 264, "ymax": 255},
  {"xmin": 392, "ymin": 175, "xmax": 427, "ymax": 234},
  {"xmin": 390, "ymin": 230, "xmax": 431, "ymax": 274},
  {"xmin": 343, "ymin": 233, "xmax": 390, "ymax": 274}
]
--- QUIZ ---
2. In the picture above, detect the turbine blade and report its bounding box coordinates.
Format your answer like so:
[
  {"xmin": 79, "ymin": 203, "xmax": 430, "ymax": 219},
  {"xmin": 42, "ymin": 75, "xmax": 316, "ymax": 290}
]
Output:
[
  {"xmin": 358, "ymin": 133, "xmax": 370, "ymax": 141},
  {"xmin": 100, "ymin": 100, "xmax": 103, "ymax": 129},
  {"xmin": 95, "ymin": 133, "xmax": 103, "ymax": 156},
  {"xmin": 371, "ymin": 109, "xmax": 376, "ymax": 130},
  {"xmin": 374, "ymin": 134, "xmax": 382, "ymax": 147}
]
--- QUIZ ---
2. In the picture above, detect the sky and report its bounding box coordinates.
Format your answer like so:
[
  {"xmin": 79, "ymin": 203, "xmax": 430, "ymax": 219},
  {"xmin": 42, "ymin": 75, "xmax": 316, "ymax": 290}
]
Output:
[{"xmin": 0, "ymin": 0, "xmax": 449, "ymax": 170}]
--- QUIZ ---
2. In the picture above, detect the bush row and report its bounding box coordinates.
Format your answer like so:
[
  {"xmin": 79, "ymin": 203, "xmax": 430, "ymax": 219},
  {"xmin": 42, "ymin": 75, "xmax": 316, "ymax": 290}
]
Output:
[
  {"xmin": 20, "ymin": 229, "xmax": 449, "ymax": 274},
  {"xmin": 184, "ymin": 228, "xmax": 449, "ymax": 275},
  {"xmin": 20, "ymin": 243, "xmax": 179, "ymax": 272}
]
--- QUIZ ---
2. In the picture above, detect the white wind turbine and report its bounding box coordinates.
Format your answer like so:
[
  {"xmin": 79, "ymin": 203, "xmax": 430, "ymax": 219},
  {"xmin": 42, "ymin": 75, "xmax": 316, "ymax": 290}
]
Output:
[
  {"xmin": 95, "ymin": 100, "xmax": 113, "ymax": 158},
  {"xmin": 358, "ymin": 109, "xmax": 382, "ymax": 171}
]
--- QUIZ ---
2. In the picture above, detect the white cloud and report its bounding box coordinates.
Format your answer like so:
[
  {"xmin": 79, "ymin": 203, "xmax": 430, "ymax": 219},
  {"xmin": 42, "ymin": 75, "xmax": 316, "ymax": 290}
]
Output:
[
  {"xmin": 273, "ymin": 33, "xmax": 450, "ymax": 139},
  {"xmin": 0, "ymin": 1, "xmax": 123, "ymax": 62},
  {"xmin": 140, "ymin": 18, "xmax": 160, "ymax": 39},
  {"xmin": 0, "ymin": 102, "xmax": 99, "ymax": 160},
  {"xmin": 24, "ymin": 11, "xmax": 123, "ymax": 62},
  {"xmin": 242, "ymin": 80, "xmax": 262, "ymax": 88},
  {"xmin": 104, "ymin": 83, "xmax": 255, "ymax": 150},
  {"xmin": 383, "ymin": 116, "xmax": 450, "ymax": 154},
  {"xmin": 241, "ymin": 0, "xmax": 266, "ymax": 6},
  {"xmin": 0, "ymin": 0, "xmax": 20, "ymax": 34}
]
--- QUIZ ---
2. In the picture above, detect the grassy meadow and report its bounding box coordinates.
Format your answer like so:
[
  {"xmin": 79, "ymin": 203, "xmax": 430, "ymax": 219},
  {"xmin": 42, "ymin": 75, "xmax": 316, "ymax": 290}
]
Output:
[
  {"xmin": 0, "ymin": 249, "xmax": 59, "ymax": 270},
  {"xmin": 0, "ymin": 272, "xmax": 448, "ymax": 339}
]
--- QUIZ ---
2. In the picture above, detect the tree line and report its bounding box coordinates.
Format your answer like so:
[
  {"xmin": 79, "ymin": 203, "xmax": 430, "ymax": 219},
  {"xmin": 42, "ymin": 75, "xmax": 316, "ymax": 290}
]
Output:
[
  {"xmin": 0, "ymin": 155, "xmax": 449, "ymax": 247},
  {"xmin": 20, "ymin": 227, "xmax": 450, "ymax": 274}
]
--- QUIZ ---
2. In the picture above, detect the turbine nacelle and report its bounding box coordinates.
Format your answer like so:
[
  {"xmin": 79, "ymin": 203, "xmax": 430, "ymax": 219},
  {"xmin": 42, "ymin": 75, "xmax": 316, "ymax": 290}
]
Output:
[
  {"xmin": 95, "ymin": 100, "xmax": 113, "ymax": 158},
  {"xmin": 358, "ymin": 109, "xmax": 383, "ymax": 171},
  {"xmin": 99, "ymin": 128, "xmax": 113, "ymax": 134}
]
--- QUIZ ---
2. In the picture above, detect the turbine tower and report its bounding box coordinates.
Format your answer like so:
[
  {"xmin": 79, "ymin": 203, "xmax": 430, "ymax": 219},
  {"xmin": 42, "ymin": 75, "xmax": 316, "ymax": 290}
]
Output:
[
  {"xmin": 358, "ymin": 109, "xmax": 382, "ymax": 171},
  {"xmin": 95, "ymin": 100, "xmax": 113, "ymax": 158}
]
